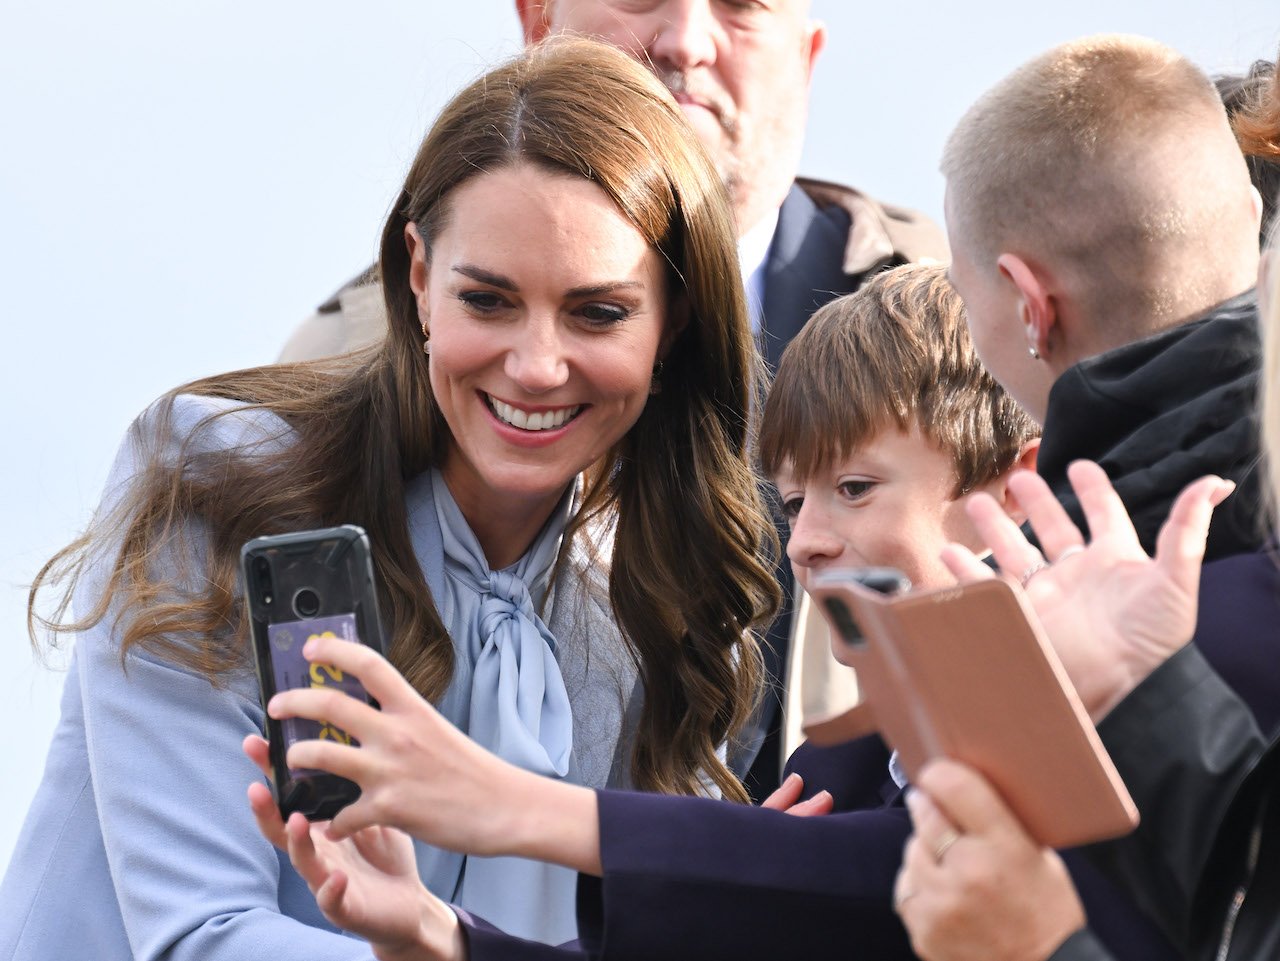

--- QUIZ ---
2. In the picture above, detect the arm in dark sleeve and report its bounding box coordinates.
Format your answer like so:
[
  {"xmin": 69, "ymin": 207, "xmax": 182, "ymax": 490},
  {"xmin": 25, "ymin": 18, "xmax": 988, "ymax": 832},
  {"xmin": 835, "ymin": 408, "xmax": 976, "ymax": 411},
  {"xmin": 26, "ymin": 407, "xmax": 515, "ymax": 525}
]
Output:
[
  {"xmin": 783, "ymin": 735, "xmax": 897, "ymax": 811},
  {"xmin": 455, "ymin": 910, "xmax": 585, "ymax": 961},
  {"xmin": 576, "ymin": 791, "xmax": 913, "ymax": 961},
  {"xmin": 1085, "ymin": 644, "xmax": 1268, "ymax": 948},
  {"xmin": 1047, "ymin": 929, "xmax": 1118, "ymax": 961}
]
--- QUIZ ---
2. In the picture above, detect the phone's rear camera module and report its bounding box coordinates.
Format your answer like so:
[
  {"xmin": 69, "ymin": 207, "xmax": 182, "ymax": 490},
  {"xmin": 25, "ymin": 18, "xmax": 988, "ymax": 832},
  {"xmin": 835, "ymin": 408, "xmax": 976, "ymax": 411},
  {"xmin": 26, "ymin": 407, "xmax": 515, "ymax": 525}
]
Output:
[
  {"xmin": 293, "ymin": 588, "xmax": 321, "ymax": 619},
  {"xmin": 252, "ymin": 556, "xmax": 275, "ymax": 606}
]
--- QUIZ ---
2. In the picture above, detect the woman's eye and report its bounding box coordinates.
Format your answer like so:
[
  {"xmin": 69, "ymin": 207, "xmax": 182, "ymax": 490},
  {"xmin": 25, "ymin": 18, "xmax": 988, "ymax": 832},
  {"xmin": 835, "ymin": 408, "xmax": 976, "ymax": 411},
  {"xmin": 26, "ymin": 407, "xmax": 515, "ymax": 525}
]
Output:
[
  {"xmin": 838, "ymin": 480, "xmax": 875, "ymax": 501},
  {"xmin": 779, "ymin": 496, "xmax": 803, "ymax": 520},
  {"xmin": 458, "ymin": 291, "xmax": 508, "ymax": 313},
  {"xmin": 578, "ymin": 303, "xmax": 630, "ymax": 327}
]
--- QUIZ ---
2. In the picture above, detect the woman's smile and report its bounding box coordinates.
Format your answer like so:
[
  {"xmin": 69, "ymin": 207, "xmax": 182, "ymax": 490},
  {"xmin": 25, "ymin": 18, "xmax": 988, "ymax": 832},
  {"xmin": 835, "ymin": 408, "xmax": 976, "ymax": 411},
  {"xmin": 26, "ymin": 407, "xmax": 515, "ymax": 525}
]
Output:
[{"xmin": 482, "ymin": 392, "xmax": 585, "ymax": 434}]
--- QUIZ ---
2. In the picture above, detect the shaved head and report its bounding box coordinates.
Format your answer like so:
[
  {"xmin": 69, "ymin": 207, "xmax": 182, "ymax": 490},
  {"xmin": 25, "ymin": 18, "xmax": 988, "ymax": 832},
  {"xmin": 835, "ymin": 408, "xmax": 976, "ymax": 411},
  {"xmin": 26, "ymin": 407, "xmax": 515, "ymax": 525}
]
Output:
[{"xmin": 943, "ymin": 34, "xmax": 1259, "ymax": 341}]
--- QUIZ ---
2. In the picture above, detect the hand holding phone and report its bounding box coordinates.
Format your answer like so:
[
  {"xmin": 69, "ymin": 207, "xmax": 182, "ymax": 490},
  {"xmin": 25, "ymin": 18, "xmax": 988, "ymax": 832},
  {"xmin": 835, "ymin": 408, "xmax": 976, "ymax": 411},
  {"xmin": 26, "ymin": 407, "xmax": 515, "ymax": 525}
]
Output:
[{"xmin": 241, "ymin": 525, "xmax": 386, "ymax": 821}]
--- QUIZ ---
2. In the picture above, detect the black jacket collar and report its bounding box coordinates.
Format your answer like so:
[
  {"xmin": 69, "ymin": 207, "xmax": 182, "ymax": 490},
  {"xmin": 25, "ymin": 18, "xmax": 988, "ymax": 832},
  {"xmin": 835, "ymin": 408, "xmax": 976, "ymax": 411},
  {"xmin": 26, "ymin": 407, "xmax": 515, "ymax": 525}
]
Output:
[{"xmin": 1038, "ymin": 290, "xmax": 1265, "ymax": 560}]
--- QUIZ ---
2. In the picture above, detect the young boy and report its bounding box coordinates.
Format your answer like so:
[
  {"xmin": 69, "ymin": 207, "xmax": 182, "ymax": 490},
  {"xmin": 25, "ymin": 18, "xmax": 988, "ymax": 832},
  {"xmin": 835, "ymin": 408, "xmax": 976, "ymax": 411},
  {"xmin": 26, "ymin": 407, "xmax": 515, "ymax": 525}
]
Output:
[
  {"xmin": 754, "ymin": 265, "xmax": 1163, "ymax": 956},
  {"xmin": 759, "ymin": 262, "xmax": 1039, "ymax": 771}
]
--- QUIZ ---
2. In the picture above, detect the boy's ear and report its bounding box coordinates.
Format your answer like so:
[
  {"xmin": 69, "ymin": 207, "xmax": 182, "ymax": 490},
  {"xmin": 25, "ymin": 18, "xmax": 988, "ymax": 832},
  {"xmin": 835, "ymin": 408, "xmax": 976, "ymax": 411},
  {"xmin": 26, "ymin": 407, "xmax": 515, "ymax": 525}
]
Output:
[
  {"xmin": 990, "ymin": 438, "xmax": 1040, "ymax": 526},
  {"xmin": 1013, "ymin": 437, "xmax": 1039, "ymax": 474}
]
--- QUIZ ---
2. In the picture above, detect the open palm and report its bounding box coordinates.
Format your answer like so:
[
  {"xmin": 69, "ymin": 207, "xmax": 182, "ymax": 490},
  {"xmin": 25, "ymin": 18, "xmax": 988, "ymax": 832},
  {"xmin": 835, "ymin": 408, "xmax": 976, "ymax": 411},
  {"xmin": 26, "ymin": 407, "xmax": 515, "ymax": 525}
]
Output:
[
  {"xmin": 943, "ymin": 461, "xmax": 1233, "ymax": 719},
  {"xmin": 245, "ymin": 736, "xmax": 460, "ymax": 957}
]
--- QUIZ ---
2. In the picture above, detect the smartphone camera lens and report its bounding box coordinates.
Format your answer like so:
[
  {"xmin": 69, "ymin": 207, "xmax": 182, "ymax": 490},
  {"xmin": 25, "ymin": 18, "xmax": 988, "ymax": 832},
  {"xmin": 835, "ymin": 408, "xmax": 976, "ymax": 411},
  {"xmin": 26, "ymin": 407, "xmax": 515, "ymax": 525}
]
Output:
[
  {"xmin": 252, "ymin": 556, "xmax": 275, "ymax": 606},
  {"xmin": 293, "ymin": 588, "xmax": 321, "ymax": 619}
]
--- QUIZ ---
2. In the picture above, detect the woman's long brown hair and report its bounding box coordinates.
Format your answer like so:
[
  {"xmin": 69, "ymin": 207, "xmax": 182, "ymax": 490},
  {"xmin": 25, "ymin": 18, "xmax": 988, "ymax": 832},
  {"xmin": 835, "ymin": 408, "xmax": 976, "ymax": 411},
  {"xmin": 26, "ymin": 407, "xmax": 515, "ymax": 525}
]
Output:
[{"xmin": 30, "ymin": 38, "xmax": 778, "ymax": 803}]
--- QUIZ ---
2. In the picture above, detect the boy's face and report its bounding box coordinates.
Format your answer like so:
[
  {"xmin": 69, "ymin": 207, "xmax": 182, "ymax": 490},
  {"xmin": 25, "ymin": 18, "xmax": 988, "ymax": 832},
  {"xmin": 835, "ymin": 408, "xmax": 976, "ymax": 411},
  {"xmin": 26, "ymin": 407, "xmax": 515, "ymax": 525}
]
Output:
[{"xmin": 773, "ymin": 423, "xmax": 997, "ymax": 595}]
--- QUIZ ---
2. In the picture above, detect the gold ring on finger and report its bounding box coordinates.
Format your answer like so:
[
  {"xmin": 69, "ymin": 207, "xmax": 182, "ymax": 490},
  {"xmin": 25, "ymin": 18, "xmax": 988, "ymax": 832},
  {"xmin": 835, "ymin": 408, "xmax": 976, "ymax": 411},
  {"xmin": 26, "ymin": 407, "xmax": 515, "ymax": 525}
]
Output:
[{"xmin": 933, "ymin": 829, "xmax": 959, "ymax": 863}]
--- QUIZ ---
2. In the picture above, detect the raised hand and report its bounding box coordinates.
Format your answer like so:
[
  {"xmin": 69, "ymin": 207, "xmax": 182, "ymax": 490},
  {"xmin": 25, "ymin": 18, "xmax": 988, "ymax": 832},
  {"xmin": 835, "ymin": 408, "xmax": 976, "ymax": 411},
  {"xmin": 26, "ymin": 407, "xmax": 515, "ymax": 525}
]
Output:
[
  {"xmin": 940, "ymin": 461, "xmax": 1233, "ymax": 719},
  {"xmin": 894, "ymin": 760, "xmax": 1085, "ymax": 961},
  {"xmin": 261, "ymin": 636, "xmax": 602, "ymax": 874},
  {"xmin": 243, "ymin": 736, "xmax": 465, "ymax": 961}
]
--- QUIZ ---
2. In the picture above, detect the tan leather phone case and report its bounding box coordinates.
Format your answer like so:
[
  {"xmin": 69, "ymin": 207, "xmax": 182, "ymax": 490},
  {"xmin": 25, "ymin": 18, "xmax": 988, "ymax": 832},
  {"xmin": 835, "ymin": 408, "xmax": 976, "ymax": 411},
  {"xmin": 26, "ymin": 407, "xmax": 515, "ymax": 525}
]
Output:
[{"xmin": 804, "ymin": 572, "xmax": 1138, "ymax": 848}]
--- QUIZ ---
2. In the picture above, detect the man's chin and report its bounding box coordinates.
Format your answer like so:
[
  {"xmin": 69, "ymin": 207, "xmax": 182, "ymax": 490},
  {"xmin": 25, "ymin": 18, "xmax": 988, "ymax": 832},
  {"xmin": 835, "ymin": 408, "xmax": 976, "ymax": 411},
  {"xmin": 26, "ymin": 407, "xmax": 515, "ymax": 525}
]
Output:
[{"xmin": 677, "ymin": 102, "xmax": 730, "ymax": 148}]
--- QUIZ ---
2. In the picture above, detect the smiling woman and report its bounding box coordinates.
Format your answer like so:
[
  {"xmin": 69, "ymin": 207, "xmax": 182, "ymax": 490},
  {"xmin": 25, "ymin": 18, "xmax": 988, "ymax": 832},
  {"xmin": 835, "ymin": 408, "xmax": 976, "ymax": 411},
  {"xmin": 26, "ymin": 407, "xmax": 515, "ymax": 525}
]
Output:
[
  {"xmin": 5, "ymin": 38, "xmax": 778, "ymax": 959},
  {"xmin": 407, "ymin": 166, "xmax": 676, "ymax": 570}
]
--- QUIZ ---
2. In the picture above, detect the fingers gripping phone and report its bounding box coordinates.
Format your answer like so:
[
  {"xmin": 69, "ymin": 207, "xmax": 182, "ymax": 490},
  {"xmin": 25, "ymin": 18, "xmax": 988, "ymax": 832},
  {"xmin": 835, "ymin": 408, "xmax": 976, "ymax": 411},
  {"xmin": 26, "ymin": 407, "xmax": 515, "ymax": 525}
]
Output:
[{"xmin": 241, "ymin": 525, "xmax": 386, "ymax": 821}]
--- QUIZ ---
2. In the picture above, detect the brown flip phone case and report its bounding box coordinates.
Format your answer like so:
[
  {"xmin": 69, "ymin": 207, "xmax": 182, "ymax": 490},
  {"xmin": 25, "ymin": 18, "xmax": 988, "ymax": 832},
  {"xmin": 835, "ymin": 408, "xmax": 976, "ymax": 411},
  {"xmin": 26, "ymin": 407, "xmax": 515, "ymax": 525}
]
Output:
[{"xmin": 804, "ymin": 572, "xmax": 1138, "ymax": 848}]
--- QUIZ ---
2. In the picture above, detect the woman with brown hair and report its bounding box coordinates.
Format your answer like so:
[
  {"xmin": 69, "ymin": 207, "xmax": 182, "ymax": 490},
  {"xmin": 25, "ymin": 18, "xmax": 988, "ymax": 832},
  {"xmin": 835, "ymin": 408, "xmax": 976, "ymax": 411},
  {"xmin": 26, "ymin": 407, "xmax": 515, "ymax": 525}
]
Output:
[{"xmin": 1, "ymin": 38, "xmax": 777, "ymax": 959}]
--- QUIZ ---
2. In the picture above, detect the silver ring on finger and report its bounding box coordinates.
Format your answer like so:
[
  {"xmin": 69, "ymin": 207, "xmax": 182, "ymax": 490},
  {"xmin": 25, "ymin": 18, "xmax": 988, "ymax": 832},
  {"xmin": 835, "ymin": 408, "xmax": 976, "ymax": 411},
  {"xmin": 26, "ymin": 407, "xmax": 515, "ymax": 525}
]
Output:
[
  {"xmin": 1019, "ymin": 560, "xmax": 1048, "ymax": 588},
  {"xmin": 1053, "ymin": 544, "xmax": 1086, "ymax": 563}
]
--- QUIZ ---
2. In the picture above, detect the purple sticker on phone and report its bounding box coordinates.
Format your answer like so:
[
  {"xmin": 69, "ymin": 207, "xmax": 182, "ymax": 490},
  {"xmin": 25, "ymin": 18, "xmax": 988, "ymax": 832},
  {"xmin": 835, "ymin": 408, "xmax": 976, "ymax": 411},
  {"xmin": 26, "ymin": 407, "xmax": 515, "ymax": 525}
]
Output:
[{"xmin": 267, "ymin": 613, "xmax": 367, "ymax": 775}]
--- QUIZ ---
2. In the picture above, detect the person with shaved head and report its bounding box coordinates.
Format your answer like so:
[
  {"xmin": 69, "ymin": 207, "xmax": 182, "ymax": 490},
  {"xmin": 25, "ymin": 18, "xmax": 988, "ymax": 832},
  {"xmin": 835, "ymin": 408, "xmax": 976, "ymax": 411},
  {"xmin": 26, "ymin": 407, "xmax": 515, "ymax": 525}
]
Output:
[
  {"xmin": 895, "ymin": 35, "xmax": 1280, "ymax": 961},
  {"xmin": 941, "ymin": 35, "xmax": 1265, "ymax": 558}
]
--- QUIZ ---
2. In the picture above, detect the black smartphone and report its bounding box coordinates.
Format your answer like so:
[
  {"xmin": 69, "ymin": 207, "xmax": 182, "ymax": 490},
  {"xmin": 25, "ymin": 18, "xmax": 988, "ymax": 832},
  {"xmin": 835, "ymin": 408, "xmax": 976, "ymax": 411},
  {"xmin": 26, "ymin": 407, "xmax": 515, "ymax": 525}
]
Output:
[
  {"xmin": 820, "ymin": 567, "xmax": 911, "ymax": 649},
  {"xmin": 240, "ymin": 525, "xmax": 386, "ymax": 821}
]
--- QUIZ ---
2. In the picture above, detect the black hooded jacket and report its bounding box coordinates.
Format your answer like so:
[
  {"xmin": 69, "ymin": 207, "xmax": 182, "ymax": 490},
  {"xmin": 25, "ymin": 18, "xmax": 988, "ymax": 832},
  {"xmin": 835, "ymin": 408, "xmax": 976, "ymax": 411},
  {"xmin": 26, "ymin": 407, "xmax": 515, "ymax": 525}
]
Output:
[{"xmin": 1036, "ymin": 290, "xmax": 1265, "ymax": 561}]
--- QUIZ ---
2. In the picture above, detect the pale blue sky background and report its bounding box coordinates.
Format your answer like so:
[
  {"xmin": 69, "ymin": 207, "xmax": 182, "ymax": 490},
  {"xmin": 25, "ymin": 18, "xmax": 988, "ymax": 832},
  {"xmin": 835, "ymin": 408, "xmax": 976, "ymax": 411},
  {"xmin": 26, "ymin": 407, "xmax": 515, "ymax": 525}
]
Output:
[{"xmin": 2, "ymin": 1, "xmax": 1277, "ymax": 871}]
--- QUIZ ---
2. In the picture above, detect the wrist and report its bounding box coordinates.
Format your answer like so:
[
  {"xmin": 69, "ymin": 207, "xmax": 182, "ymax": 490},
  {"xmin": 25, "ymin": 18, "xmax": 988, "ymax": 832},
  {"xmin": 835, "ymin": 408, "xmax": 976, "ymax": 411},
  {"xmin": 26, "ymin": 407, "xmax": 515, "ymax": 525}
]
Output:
[
  {"xmin": 498, "ymin": 768, "xmax": 602, "ymax": 875},
  {"xmin": 1081, "ymin": 665, "xmax": 1139, "ymax": 724},
  {"xmin": 373, "ymin": 895, "xmax": 465, "ymax": 961},
  {"xmin": 1089, "ymin": 642, "xmax": 1189, "ymax": 723},
  {"xmin": 1034, "ymin": 904, "xmax": 1088, "ymax": 961}
]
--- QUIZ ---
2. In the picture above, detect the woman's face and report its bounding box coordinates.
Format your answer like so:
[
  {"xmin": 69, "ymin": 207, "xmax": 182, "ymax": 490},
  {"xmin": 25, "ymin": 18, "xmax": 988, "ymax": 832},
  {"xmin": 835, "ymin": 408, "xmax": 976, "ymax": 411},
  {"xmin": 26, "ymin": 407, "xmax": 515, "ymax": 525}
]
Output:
[{"xmin": 408, "ymin": 164, "xmax": 675, "ymax": 526}]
